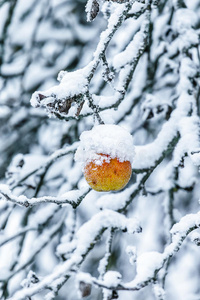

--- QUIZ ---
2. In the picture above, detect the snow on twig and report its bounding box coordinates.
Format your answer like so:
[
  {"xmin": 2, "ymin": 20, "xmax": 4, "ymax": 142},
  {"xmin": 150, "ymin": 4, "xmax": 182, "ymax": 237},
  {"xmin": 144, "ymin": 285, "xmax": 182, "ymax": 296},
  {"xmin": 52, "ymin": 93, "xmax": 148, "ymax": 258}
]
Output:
[
  {"xmin": 132, "ymin": 55, "xmax": 198, "ymax": 172},
  {"xmin": 30, "ymin": 1, "xmax": 142, "ymax": 120},
  {"xmin": 0, "ymin": 225, "xmax": 38, "ymax": 247},
  {"xmin": 1, "ymin": 211, "xmax": 67, "ymax": 284},
  {"xmin": 83, "ymin": 211, "xmax": 200, "ymax": 292},
  {"xmin": 10, "ymin": 142, "xmax": 79, "ymax": 189},
  {"xmin": 98, "ymin": 228, "xmax": 115, "ymax": 280},
  {"xmin": 0, "ymin": 184, "xmax": 90, "ymax": 208},
  {"xmin": 8, "ymin": 210, "xmax": 141, "ymax": 299}
]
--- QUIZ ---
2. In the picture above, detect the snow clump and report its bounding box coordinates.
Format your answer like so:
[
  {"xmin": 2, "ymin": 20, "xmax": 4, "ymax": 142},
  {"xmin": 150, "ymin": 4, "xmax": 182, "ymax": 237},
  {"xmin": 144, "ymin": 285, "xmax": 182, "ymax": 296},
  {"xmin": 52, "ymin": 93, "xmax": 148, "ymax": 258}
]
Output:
[
  {"xmin": 75, "ymin": 124, "xmax": 135, "ymax": 166},
  {"xmin": 30, "ymin": 67, "xmax": 89, "ymax": 108}
]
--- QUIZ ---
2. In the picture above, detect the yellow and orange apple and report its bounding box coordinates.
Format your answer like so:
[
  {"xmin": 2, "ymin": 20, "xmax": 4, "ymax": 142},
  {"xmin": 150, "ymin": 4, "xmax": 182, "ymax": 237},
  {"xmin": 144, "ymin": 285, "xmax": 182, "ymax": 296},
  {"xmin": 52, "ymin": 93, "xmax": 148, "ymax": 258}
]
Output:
[{"xmin": 84, "ymin": 154, "xmax": 132, "ymax": 192}]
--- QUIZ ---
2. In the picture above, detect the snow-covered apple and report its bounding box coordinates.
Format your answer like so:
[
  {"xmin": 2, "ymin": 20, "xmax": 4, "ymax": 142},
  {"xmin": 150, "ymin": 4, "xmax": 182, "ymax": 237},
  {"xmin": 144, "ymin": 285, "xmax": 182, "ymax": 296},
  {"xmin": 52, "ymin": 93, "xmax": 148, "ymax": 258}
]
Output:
[{"xmin": 75, "ymin": 124, "xmax": 135, "ymax": 192}]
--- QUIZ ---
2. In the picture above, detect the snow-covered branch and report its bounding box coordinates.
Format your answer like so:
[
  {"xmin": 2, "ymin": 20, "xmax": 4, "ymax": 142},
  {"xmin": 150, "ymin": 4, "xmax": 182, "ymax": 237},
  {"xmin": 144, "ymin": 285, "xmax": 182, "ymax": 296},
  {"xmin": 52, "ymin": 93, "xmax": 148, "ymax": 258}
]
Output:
[
  {"xmin": 81, "ymin": 211, "xmax": 200, "ymax": 293},
  {"xmin": 10, "ymin": 142, "xmax": 79, "ymax": 189},
  {"xmin": 30, "ymin": 1, "xmax": 151, "ymax": 121},
  {"xmin": 1, "ymin": 211, "xmax": 67, "ymax": 284},
  {"xmin": 8, "ymin": 210, "xmax": 141, "ymax": 299},
  {"xmin": 0, "ymin": 184, "xmax": 89, "ymax": 208}
]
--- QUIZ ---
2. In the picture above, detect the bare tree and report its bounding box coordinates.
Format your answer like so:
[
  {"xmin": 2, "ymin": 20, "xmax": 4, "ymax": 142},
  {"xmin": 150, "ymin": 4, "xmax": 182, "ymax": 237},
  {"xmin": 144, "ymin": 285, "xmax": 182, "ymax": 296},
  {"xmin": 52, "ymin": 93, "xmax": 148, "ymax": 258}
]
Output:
[{"xmin": 0, "ymin": 0, "xmax": 200, "ymax": 299}]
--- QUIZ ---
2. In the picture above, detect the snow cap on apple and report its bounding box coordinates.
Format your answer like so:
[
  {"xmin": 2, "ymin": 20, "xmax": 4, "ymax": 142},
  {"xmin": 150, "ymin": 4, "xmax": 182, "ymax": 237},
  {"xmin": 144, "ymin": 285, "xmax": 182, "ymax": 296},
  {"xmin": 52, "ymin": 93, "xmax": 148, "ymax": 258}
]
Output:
[{"xmin": 75, "ymin": 124, "xmax": 135, "ymax": 192}]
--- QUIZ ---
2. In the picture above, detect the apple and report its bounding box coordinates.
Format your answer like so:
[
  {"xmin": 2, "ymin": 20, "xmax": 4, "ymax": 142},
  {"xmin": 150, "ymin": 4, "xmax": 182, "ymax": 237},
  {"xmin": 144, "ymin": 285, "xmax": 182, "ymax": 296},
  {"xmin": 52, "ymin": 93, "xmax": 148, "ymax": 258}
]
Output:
[
  {"xmin": 75, "ymin": 124, "xmax": 135, "ymax": 192},
  {"xmin": 84, "ymin": 154, "xmax": 132, "ymax": 192}
]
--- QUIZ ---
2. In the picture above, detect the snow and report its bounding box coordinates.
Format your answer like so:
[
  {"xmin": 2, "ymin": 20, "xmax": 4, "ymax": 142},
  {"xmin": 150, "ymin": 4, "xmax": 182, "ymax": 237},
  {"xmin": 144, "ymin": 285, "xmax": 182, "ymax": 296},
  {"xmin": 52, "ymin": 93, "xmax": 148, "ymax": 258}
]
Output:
[
  {"xmin": 170, "ymin": 212, "xmax": 200, "ymax": 235},
  {"xmin": 76, "ymin": 272, "xmax": 92, "ymax": 285},
  {"xmin": 96, "ymin": 184, "xmax": 136, "ymax": 211},
  {"xmin": 190, "ymin": 150, "xmax": 200, "ymax": 166},
  {"xmin": 21, "ymin": 271, "xmax": 39, "ymax": 288},
  {"xmin": 174, "ymin": 9, "xmax": 197, "ymax": 34},
  {"xmin": 0, "ymin": 184, "xmax": 10, "ymax": 195},
  {"xmin": 59, "ymin": 187, "xmax": 89, "ymax": 204},
  {"xmin": 113, "ymin": 20, "xmax": 146, "ymax": 70},
  {"xmin": 102, "ymin": 271, "xmax": 122, "ymax": 300},
  {"xmin": 0, "ymin": 184, "xmax": 88, "ymax": 207},
  {"xmin": 166, "ymin": 252, "xmax": 199, "ymax": 300},
  {"xmin": 9, "ymin": 107, "xmax": 28, "ymax": 127},
  {"xmin": 190, "ymin": 231, "xmax": 200, "ymax": 245},
  {"xmin": 153, "ymin": 283, "xmax": 165, "ymax": 299},
  {"xmin": 178, "ymin": 58, "xmax": 197, "ymax": 93},
  {"xmin": 98, "ymin": 252, "xmax": 110, "ymax": 279},
  {"xmin": 29, "ymin": 206, "xmax": 60, "ymax": 227},
  {"xmin": 75, "ymin": 124, "xmax": 135, "ymax": 166},
  {"xmin": 57, "ymin": 209, "xmax": 141, "ymax": 258},
  {"xmin": 173, "ymin": 116, "xmax": 200, "ymax": 167},
  {"xmin": 133, "ymin": 118, "xmax": 177, "ymax": 170},
  {"xmin": 177, "ymin": 28, "xmax": 198, "ymax": 53},
  {"xmin": 75, "ymin": 272, "xmax": 92, "ymax": 298},
  {"xmin": 141, "ymin": 94, "xmax": 170, "ymax": 122},
  {"xmin": 126, "ymin": 245, "xmax": 137, "ymax": 265},
  {"xmin": 0, "ymin": 106, "xmax": 11, "ymax": 119},
  {"xmin": 6, "ymin": 153, "xmax": 47, "ymax": 186},
  {"xmin": 2, "ymin": 0, "xmax": 200, "ymax": 299},
  {"xmin": 0, "ymin": 2, "xmax": 9, "ymax": 37},
  {"xmin": 24, "ymin": 64, "xmax": 56, "ymax": 92},
  {"xmin": 93, "ymin": 1, "xmax": 132, "ymax": 61},
  {"xmin": 103, "ymin": 271, "xmax": 122, "ymax": 287},
  {"xmin": 93, "ymin": 94, "xmax": 119, "ymax": 109},
  {"xmin": 125, "ymin": 251, "xmax": 164, "ymax": 286},
  {"xmin": 6, "ymin": 142, "xmax": 79, "ymax": 188},
  {"xmin": 42, "ymin": 41, "xmax": 63, "ymax": 61},
  {"xmin": 86, "ymin": 0, "xmax": 100, "ymax": 22},
  {"xmin": 30, "ymin": 67, "xmax": 89, "ymax": 108},
  {"xmin": 132, "ymin": 55, "xmax": 198, "ymax": 171},
  {"xmin": 9, "ymin": 210, "xmax": 141, "ymax": 299},
  {"xmin": 1, "ymin": 56, "xmax": 28, "ymax": 76},
  {"xmin": 75, "ymin": 209, "xmax": 141, "ymax": 249}
]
